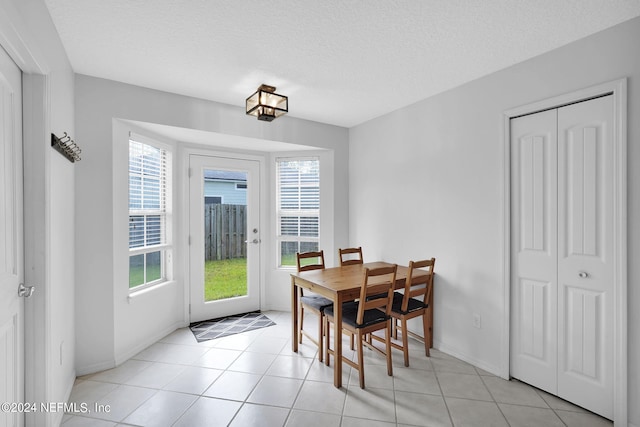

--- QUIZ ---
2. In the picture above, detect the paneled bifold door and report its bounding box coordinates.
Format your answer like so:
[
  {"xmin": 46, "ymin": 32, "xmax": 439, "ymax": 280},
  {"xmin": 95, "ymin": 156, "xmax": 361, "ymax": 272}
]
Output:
[
  {"xmin": 510, "ymin": 95, "xmax": 613, "ymax": 419},
  {"xmin": 0, "ymin": 46, "xmax": 24, "ymax": 427}
]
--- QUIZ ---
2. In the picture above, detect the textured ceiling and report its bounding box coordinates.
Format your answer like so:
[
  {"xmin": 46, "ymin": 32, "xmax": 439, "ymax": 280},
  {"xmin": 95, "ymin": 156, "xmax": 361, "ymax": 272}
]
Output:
[{"xmin": 44, "ymin": 0, "xmax": 640, "ymax": 128}]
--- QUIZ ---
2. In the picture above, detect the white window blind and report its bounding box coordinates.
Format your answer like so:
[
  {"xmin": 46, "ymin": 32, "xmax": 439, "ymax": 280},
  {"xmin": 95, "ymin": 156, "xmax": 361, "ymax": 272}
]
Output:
[
  {"xmin": 276, "ymin": 158, "xmax": 320, "ymax": 267},
  {"xmin": 128, "ymin": 138, "xmax": 170, "ymax": 289},
  {"xmin": 129, "ymin": 140, "xmax": 167, "ymax": 249}
]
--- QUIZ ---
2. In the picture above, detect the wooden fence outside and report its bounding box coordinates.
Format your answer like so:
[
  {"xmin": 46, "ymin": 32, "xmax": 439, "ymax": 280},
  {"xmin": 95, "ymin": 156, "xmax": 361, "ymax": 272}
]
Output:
[{"xmin": 205, "ymin": 203, "xmax": 247, "ymax": 260}]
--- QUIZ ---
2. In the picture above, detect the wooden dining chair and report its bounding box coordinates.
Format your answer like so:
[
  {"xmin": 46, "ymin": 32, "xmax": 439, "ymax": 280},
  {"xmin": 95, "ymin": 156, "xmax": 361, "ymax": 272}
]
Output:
[
  {"xmin": 324, "ymin": 264, "xmax": 397, "ymax": 388},
  {"xmin": 296, "ymin": 250, "xmax": 333, "ymax": 362},
  {"xmin": 373, "ymin": 258, "xmax": 435, "ymax": 367},
  {"xmin": 338, "ymin": 247, "xmax": 363, "ymax": 266}
]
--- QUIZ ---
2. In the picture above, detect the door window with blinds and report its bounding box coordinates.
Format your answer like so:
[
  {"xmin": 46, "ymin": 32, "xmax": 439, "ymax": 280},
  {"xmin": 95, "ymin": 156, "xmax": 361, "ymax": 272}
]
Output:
[
  {"xmin": 129, "ymin": 137, "xmax": 171, "ymax": 289},
  {"xmin": 276, "ymin": 158, "xmax": 320, "ymax": 267}
]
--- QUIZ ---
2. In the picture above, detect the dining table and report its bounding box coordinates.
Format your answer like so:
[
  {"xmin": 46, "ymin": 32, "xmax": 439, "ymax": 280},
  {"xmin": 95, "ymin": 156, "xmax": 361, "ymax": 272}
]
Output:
[{"xmin": 290, "ymin": 261, "xmax": 433, "ymax": 388}]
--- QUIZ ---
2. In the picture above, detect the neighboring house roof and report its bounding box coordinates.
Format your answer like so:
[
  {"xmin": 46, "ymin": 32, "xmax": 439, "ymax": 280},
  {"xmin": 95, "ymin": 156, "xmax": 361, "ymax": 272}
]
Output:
[{"xmin": 203, "ymin": 170, "xmax": 247, "ymax": 182}]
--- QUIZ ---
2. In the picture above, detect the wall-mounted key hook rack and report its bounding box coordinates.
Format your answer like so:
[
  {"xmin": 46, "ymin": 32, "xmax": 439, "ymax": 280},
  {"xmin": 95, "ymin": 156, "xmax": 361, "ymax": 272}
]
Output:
[{"xmin": 51, "ymin": 132, "xmax": 81, "ymax": 163}]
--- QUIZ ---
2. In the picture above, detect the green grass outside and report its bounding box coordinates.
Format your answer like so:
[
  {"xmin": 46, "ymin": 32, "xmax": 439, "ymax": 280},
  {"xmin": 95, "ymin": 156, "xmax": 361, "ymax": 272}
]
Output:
[
  {"xmin": 281, "ymin": 253, "xmax": 319, "ymax": 268},
  {"xmin": 131, "ymin": 254, "xmax": 314, "ymax": 296},
  {"xmin": 129, "ymin": 264, "xmax": 161, "ymax": 288},
  {"xmin": 205, "ymin": 258, "xmax": 247, "ymax": 301},
  {"xmin": 130, "ymin": 258, "xmax": 247, "ymax": 301},
  {"xmin": 281, "ymin": 253, "xmax": 297, "ymax": 267}
]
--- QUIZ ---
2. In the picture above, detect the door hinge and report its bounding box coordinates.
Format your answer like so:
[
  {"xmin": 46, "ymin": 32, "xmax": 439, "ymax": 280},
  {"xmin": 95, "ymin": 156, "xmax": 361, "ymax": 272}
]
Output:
[
  {"xmin": 188, "ymin": 167, "xmax": 192, "ymax": 178},
  {"xmin": 188, "ymin": 235, "xmax": 191, "ymax": 245},
  {"xmin": 188, "ymin": 304, "xmax": 191, "ymax": 315}
]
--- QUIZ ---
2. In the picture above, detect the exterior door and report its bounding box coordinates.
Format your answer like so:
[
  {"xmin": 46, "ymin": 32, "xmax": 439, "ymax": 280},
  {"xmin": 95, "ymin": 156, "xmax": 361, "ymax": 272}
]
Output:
[
  {"xmin": 0, "ymin": 46, "xmax": 24, "ymax": 427},
  {"xmin": 510, "ymin": 95, "xmax": 613, "ymax": 419},
  {"xmin": 189, "ymin": 155, "xmax": 261, "ymax": 322}
]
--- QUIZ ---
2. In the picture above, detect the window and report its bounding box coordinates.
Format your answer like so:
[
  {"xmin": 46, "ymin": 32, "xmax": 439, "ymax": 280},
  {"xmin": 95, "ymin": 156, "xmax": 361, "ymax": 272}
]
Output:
[
  {"xmin": 276, "ymin": 158, "xmax": 320, "ymax": 267},
  {"xmin": 205, "ymin": 196, "xmax": 222, "ymax": 205},
  {"xmin": 129, "ymin": 138, "xmax": 170, "ymax": 289}
]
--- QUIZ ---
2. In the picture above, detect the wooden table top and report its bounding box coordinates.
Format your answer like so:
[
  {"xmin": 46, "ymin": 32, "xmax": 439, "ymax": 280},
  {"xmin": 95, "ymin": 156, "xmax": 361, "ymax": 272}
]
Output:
[{"xmin": 291, "ymin": 262, "xmax": 430, "ymax": 295}]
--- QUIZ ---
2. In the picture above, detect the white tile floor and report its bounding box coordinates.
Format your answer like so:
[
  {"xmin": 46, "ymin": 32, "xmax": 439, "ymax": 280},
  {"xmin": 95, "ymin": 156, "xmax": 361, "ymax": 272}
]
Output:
[{"xmin": 63, "ymin": 311, "xmax": 612, "ymax": 426}]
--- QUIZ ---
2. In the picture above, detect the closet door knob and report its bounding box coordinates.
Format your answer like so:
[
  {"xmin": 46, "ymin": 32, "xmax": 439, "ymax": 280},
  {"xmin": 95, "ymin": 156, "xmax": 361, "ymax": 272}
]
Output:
[
  {"xmin": 18, "ymin": 283, "xmax": 35, "ymax": 298},
  {"xmin": 578, "ymin": 271, "xmax": 589, "ymax": 279}
]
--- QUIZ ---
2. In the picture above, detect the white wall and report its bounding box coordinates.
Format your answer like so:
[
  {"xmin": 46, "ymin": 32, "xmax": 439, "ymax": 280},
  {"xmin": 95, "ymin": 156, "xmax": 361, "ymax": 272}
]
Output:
[
  {"xmin": 349, "ymin": 17, "xmax": 640, "ymax": 425},
  {"xmin": 0, "ymin": 0, "xmax": 76, "ymax": 425},
  {"xmin": 74, "ymin": 75, "xmax": 349, "ymax": 373}
]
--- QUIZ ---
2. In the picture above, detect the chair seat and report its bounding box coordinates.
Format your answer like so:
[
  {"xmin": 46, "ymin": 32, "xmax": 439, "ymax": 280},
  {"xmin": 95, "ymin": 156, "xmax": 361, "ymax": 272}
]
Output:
[
  {"xmin": 391, "ymin": 292, "xmax": 427, "ymax": 315},
  {"xmin": 300, "ymin": 295, "xmax": 333, "ymax": 312},
  {"xmin": 325, "ymin": 301, "xmax": 389, "ymax": 329}
]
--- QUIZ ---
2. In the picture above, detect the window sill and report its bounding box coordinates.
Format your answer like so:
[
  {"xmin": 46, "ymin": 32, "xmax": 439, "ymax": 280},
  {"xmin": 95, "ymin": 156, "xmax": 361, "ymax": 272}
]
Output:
[{"xmin": 128, "ymin": 280, "xmax": 176, "ymax": 303}]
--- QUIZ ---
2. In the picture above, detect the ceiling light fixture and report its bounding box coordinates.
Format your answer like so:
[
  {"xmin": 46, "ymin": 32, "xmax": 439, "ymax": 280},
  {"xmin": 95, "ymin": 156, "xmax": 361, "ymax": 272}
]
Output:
[{"xmin": 245, "ymin": 84, "xmax": 288, "ymax": 122}]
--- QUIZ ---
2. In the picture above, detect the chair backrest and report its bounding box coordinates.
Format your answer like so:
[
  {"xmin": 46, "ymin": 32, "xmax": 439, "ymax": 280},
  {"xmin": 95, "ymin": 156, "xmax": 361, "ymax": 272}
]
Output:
[
  {"xmin": 357, "ymin": 265, "xmax": 397, "ymax": 324},
  {"xmin": 338, "ymin": 247, "xmax": 363, "ymax": 266},
  {"xmin": 296, "ymin": 250, "xmax": 325, "ymax": 273},
  {"xmin": 400, "ymin": 258, "xmax": 436, "ymax": 312}
]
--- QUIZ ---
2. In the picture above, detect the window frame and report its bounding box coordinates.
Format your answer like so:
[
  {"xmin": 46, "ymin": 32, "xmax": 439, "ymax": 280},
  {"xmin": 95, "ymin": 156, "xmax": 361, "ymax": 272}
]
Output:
[
  {"xmin": 128, "ymin": 135, "xmax": 173, "ymax": 292},
  {"xmin": 275, "ymin": 156, "xmax": 320, "ymax": 269}
]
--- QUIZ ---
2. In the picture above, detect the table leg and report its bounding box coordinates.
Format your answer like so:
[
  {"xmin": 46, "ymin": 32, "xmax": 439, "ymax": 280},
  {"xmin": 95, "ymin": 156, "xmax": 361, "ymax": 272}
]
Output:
[
  {"xmin": 334, "ymin": 293, "xmax": 343, "ymax": 388},
  {"xmin": 291, "ymin": 276, "xmax": 298, "ymax": 353}
]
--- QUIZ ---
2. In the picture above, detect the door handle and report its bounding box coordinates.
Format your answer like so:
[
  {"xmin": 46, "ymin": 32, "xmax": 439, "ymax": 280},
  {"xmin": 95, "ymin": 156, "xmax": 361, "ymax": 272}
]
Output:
[
  {"xmin": 244, "ymin": 239, "xmax": 261, "ymax": 244},
  {"xmin": 578, "ymin": 271, "xmax": 589, "ymax": 279},
  {"xmin": 18, "ymin": 283, "xmax": 35, "ymax": 298}
]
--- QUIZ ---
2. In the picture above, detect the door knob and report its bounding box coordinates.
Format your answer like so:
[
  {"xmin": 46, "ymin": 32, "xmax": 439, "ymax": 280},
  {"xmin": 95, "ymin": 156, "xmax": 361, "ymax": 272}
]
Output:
[
  {"xmin": 578, "ymin": 271, "xmax": 589, "ymax": 279},
  {"xmin": 18, "ymin": 283, "xmax": 35, "ymax": 298}
]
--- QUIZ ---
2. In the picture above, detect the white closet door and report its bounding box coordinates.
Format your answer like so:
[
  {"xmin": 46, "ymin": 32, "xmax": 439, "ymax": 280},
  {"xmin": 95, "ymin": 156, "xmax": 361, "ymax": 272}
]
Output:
[
  {"xmin": 0, "ymin": 46, "xmax": 24, "ymax": 427},
  {"xmin": 557, "ymin": 96, "xmax": 613, "ymax": 418},
  {"xmin": 510, "ymin": 108, "xmax": 558, "ymax": 394},
  {"xmin": 510, "ymin": 95, "xmax": 613, "ymax": 419}
]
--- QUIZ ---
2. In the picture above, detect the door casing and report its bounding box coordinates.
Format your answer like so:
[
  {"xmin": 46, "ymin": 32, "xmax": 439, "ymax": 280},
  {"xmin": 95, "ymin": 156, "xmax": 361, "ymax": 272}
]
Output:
[
  {"xmin": 0, "ymin": 6, "xmax": 59, "ymax": 426},
  {"xmin": 501, "ymin": 79, "xmax": 627, "ymax": 425}
]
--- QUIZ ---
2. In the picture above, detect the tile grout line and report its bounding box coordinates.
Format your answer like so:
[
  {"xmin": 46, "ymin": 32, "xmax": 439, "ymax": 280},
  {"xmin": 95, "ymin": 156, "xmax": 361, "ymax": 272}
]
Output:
[
  {"xmin": 433, "ymin": 361, "xmax": 459, "ymax": 427},
  {"xmin": 178, "ymin": 322, "xmax": 272, "ymax": 426},
  {"xmin": 477, "ymin": 370, "xmax": 515, "ymax": 427},
  {"xmin": 530, "ymin": 386, "xmax": 569, "ymax": 427}
]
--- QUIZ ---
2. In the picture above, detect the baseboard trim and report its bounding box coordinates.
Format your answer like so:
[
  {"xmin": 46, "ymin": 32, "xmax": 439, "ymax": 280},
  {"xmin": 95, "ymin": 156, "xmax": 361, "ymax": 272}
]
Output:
[
  {"xmin": 75, "ymin": 360, "xmax": 117, "ymax": 377},
  {"xmin": 114, "ymin": 320, "xmax": 186, "ymax": 366},
  {"xmin": 434, "ymin": 339, "xmax": 504, "ymax": 379}
]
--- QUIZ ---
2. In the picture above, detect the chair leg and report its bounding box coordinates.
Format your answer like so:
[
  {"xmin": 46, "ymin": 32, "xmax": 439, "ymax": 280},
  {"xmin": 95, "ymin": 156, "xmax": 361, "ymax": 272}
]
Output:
[
  {"xmin": 423, "ymin": 312, "xmax": 431, "ymax": 357},
  {"xmin": 401, "ymin": 317, "xmax": 410, "ymax": 367},
  {"xmin": 385, "ymin": 320, "xmax": 393, "ymax": 377},
  {"xmin": 392, "ymin": 318, "xmax": 398, "ymax": 340},
  {"xmin": 299, "ymin": 305, "xmax": 305, "ymax": 344},
  {"xmin": 318, "ymin": 312, "xmax": 324, "ymax": 362},
  {"xmin": 357, "ymin": 329, "xmax": 365, "ymax": 389}
]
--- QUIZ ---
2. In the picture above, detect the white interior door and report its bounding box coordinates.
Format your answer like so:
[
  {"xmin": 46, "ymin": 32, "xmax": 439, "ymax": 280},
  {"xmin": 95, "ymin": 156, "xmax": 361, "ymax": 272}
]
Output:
[
  {"xmin": 510, "ymin": 108, "xmax": 558, "ymax": 393},
  {"xmin": 556, "ymin": 96, "xmax": 613, "ymax": 417},
  {"xmin": 510, "ymin": 95, "xmax": 614, "ymax": 419},
  {"xmin": 189, "ymin": 155, "xmax": 261, "ymax": 322},
  {"xmin": 0, "ymin": 46, "xmax": 24, "ymax": 427}
]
